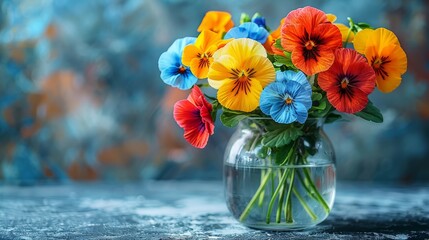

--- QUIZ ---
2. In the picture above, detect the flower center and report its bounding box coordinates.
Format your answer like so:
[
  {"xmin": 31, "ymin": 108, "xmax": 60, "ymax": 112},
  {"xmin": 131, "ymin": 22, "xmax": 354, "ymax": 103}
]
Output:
[
  {"xmin": 230, "ymin": 69, "xmax": 256, "ymax": 96},
  {"xmin": 372, "ymin": 58, "xmax": 382, "ymax": 69},
  {"xmin": 341, "ymin": 77, "xmax": 349, "ymax": 89},
  {"xmin": 238, "ymin": 72, "xmax": 248, "ymax": 82},
  {"xmin": 285, "ymin": 94, "xmax": 293, "ymax": 105},
  {"xmin": 305, "ymin": 40, "xmax": 316, "ymax": 50},
  {"xmin": 178, "ymin": 65, "xmax": 186, "ymax": 73},
  {"xmin": 371, "ymin": 56, "xmax": 391, "ymax": 80},
  {"xmin": 198, "ymin": 52, "xmax": 212, "ymax": 68}
]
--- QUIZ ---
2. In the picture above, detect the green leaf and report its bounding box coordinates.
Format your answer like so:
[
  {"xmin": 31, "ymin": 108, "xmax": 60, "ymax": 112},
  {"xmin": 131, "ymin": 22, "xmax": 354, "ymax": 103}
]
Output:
[
  {"xmin": 356, "ymin": 22, "xmax": 372, "ymax": 30},
  {"xmin": 261, "ymin": 127, "xmax": 303, "ymax": 148},
  {"xmin": 274, "ymin": 54, "xmax": 292, "ymax": 67},
  {"xmin": 274, "ymin": 143, "xmax": 294, "ymax": 165},
  {"xmin": 257, "ymin": 146, "xmax": 271, "ymax": 159},
  {"xmin": 312, "ymin": 92, "xmax": 322, "ymax": 101},
  {"xmin": 274, "ymin": 38, "xmax": 284, "ymax": 51},
  {"xmin": 273, "ymin": 61, "xmax": 285, "ymax": 67},
  {"xmin": 219, "ymin": 108, "xmax": 260, "ymax": 127},
  {"xmin": 324, "ymin": 113, "xmax": 342, "ymax": 124},
  {"xmin": 210, "ymin": 100, "xmax": 220, "ymax": 123},
  {"xmin": 354, "ymin": 101, "xmax": 383, "ymax": 123},
  {"xmin": 267, "ymin": 54, "xmax": 275, "ymax": 63},
  {"xmin": 312, "ymin": 99, "xmax": 326, "ymax": 110}
]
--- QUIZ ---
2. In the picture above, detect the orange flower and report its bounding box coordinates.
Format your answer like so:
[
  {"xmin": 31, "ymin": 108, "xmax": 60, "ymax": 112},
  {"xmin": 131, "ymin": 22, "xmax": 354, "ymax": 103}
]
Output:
[
  {"xmin": 263, "ymin": 18, "xmax": 285, "ymax": 55},
  {"xmin": 182, "ymin": 30, "xmax": 222, "ymax": 79},
  {"xmin": 326, "ymin": 13, "xmax": 354, "ymax": 43},
  {"xmin": 197, "ymin": 11, "xmax": 234, "ymax": 35},
  {"xmin": 281, "ymin": 6, "xmax": 342, "ymax": 76},
  {"xmin": 353, "ymin": 28, "xmax": 407, "ymax": 93}
]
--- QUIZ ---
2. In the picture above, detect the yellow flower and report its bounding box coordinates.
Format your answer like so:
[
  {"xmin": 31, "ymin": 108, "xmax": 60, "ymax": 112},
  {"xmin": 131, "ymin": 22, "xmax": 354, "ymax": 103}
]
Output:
[
  {"xmin": 354, "ymin": 28, "xmax": 407, "ymax": 93},
  {"xmin": 326, "ymin": 13, "xmax": 354, "ymax": 43},
  {"xmin": 197, "ymin": 11, "xmax": 234, "ymax": 35},
  {"xmin": 208, "ymin": 38, "xmax": 276, "ymax": 112},
  {"xmin": 182, "ymin": 30, "xmax": 222, "ymax": 79}
]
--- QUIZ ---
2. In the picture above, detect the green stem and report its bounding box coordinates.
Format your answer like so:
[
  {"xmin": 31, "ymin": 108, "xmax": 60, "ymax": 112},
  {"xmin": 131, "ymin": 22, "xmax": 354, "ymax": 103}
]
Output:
[
  {"xmin": 303, "ymin": 168, "xmax": 331, "ymax": 214},
  {"xmin": 342, "ymin": 28, "xmax": 353, "ymax": 48},
  {"xmin": 270, "ymin": 169, "xmax": 275, "ymax": 198},
  {"xmin": 292, "ymin": 188, "xmax": 317, "ymax": 221},
  {"xmin": 296, "ymin": 171, "xmax": 318, "ymax": 202},
  {"xmin": 265, "ymin": 169, "xmax": 289, "ymax": 224},
  {"xmin": 284, "ymin": 169, "xmax": 295, "ymax": 223},
  {"xmin": 276, "ymin": 170, "xmax": 286, "ymax": 223},
  {"xmin": 258, "ymin": 168, "xmax": 265, "ymax": 207},
  {"xmin": 239, "ymin": 169, "xmax": 272, "ymax": 222}
]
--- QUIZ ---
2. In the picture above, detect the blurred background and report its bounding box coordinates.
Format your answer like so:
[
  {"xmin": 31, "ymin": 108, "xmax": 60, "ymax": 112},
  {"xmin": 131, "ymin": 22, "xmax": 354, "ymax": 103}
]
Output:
[{"xmin": 0, "ymin": 0, "xmax": 428, "ymax": 184}]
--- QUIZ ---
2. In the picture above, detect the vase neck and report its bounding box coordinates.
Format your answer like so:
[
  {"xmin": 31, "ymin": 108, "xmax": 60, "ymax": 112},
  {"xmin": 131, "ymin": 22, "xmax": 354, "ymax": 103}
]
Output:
[{"xmin": 238, "ymin": 118, "xmax": 325, "ymax": 133}]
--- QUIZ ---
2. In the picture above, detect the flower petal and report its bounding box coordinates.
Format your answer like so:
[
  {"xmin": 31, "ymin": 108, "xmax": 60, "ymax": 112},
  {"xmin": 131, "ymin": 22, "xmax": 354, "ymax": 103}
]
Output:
[
  {"xmin": 195, "ymin": 30, "xmax": 221, "ymax": 50},
  {"xmin": 182, "ymin": 45, "xmax": 200, "ymax": 66},
  {"xmin": 208, "ymin": 55, "xmax": 238, "ymax": 81},
  {"xmin": 318, "ymin": 48, "xmax": 376, "ymax": 114},
  {"xmin": 158, "ymin": 51, "xmax": 179, "ymax": 71},
  {"xmin": 173, "ymin": 99, "xmax": 199, "ymax": 129},
  {"xmin": 242, "ymin": 55, "xmax": 275, "ymax": 88},
  {"xmin": 260, "ymin": 82, "xmax": 285, "ymax": 115},
  {"xmin": 270, "ymin": 101, "xmax": 296, "ymax": 124},
  {"xmin": 197, "ymin": 11, "xmax": 234, "ymax": 34},
  {"xmin": 224, "ymin": 26, "xmax": 249, "ymax": 39},
  {"xmin": 189, "ymin": 57, "xmax": 211, "ymax": 79},
  {"xmin": 335, "ymin": 23, "xmax": 354, "ymax": 42},
  {"xmin": 225, "ymin": 22, "xmax": 269, "ymax": 44},
  {"xmin": 326, "ymin": 13, "xmax": 337, "ymax": 23},
  {"xmin": 217, "ymin": 79, "xmax": 262, "ymax": 112},
  {"xmin": 293, "ymin": 102, "xmax": 309, "ymax": 124},
  {"xmin": 168, "ymin": 37, "xmax": 197, "ymax": 56},
  {"xmin": 353, "ymin": 29, "xmax": 373, "ymax": 54},
  {"xmin": 276, "ymin": 71, "xmax": 311, "ymax": 93},
  {"xmin": 223, "ymin": 38, "xmax": 267, "ymax": 63}
]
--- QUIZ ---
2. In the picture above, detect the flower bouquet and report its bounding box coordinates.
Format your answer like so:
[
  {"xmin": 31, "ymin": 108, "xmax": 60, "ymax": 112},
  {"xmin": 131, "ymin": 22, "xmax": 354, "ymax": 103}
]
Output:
[{"xmin": 158, "ymin": 6, "xmax": 407, "ymax": 230}]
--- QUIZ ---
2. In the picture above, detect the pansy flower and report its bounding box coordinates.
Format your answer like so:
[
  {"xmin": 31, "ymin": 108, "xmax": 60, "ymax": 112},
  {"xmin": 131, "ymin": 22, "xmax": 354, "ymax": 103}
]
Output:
[
  {"xmin": 318, "ymin": 48, "xmax": 376, "ymax": 114},
  {"xmin": 173, "ymin": 86, "xmax": 214, "ymax": 148},
  {"xmin": 197, "ymin": 11, "xmax": 234, "ymax": 35},
  {"xmin": 158, "ymin": 37, "xmax": 197, "ymax": 90},
  {"xmin": 208, "ymin": 38, "xmax": 275, "ymax": 112},
  {"xmin": 224, "ymin": 22, "xmax": 269, "ymax": 44},
  {"xmin": 182, "ymin": 30, "xmax": 222, "ymax": 79},
  {"xmin": 353, "ymin": 28, "xmax": 407, "ymax": 93},
  {"xmin": 281, "ymin": 6, "xmax": 342, "ymax": 76},
  {"xmin": 260, "ymin": 71, "xmax": 312, "ymax": 124}
]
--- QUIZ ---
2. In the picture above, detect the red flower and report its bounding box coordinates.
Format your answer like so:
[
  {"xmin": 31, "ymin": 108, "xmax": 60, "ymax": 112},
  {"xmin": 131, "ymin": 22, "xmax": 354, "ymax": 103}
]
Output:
[
  {"xmin": 173, "ymin": 87, "xmax": 215, "ymax": 148},
  {"xmin": 318, "ymin": 48, "xmax": 376, "ymax": 114},
  {"xmin": 281, "ymin": 6, "xmax": 342, "ymax": 76}
]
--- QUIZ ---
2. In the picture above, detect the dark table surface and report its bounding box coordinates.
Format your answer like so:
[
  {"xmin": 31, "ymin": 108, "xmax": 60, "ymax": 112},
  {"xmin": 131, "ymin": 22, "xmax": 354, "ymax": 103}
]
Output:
[{"xmin": 0, "ymin": 181, "xmax": 428, "ymax": 240}]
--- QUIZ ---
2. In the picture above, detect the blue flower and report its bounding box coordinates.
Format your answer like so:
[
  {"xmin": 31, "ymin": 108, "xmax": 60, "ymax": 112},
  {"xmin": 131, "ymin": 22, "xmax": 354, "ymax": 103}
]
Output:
[
  {"xmin": 260, "ymin": 71, "xmax": 312, "ymax": 124},
  {"xmin": 224, "ymin": 22, "xmax": 269, "ymax": 44},
  {"xmin": 251, "ymin": 14, "xmax": 268, "ymax": 30},
  {"xmin": 158, "ymin": 37, "xmax": 197, "ymax": 90}
]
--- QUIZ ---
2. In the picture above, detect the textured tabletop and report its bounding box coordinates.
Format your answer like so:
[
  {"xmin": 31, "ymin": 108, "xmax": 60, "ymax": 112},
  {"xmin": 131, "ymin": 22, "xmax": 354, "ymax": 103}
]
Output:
[{"xmin": 0, "ymin": 181, "xmax": 428, "ymax": 240}]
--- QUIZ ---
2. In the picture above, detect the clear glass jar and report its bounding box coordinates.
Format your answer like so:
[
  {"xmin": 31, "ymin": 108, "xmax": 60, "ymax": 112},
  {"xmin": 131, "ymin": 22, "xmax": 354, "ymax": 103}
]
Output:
[{"xmin": 224, "ymin": 119, "xmax": 336, "ymax": 231}]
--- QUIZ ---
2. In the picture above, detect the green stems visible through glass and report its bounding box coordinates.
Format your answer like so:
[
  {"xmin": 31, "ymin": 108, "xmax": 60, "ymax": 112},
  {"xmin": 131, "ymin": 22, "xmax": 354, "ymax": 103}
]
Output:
[{"xmin": 239, "ymin": 169, "xmax": 272, "ymax": 222}]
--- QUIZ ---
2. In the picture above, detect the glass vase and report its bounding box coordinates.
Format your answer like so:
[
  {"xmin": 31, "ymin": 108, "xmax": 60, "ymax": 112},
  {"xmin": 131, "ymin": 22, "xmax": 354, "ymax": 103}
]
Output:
[{"xmin": 224, "ymin": 119, "xmax": 336, "ymax": 231}]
